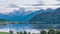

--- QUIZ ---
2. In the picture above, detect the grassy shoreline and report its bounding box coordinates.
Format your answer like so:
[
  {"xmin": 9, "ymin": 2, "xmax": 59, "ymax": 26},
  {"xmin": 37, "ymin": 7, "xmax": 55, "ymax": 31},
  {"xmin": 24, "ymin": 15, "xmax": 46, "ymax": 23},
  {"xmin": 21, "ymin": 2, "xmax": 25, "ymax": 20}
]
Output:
[{"xmin": 0, "ymin": 32, "xmax": 9, "ymax": 34}]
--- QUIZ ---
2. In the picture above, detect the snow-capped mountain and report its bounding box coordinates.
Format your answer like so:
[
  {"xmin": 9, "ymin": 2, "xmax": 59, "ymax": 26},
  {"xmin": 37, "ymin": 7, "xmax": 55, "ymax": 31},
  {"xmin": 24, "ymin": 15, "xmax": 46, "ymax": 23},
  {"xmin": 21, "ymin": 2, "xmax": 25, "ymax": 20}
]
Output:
[
  {"xmin": 0, "ymin": 7, "xmax": 36, "ymax": 22},
  {"xmin": 0, "ymin": 7, "xmax": 59, "ymax": 22}
]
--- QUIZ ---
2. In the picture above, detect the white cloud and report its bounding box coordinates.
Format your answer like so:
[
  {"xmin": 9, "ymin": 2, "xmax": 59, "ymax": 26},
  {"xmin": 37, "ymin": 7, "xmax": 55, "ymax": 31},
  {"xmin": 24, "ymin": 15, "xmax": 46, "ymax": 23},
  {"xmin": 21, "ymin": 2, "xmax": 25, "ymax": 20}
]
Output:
[
  {"xmin": 0, "ymin": 0, "xmax": 60, "ymax": 13},
  {"xmin": 57, "ymin": 0, "xmax": 60, "ymax": 1},
  {"xmin": 8, "ymin": 4, "xmax": 19, "ymax": 8},
  {"xmin": 0, "ymin": 5, "xmax": 19, "ymax": 14},
  {"xmin": 40, "ymin": 0, "xmax": 60, "ymax": 4},
  {"xmin": 0, "ymin": 0, "xmax": 60, "ymax": 6}
]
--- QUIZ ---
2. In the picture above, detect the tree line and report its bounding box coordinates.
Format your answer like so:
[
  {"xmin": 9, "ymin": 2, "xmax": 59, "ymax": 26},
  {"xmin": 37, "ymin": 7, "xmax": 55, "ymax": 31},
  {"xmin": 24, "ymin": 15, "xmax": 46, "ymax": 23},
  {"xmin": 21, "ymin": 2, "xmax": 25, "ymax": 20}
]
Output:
[{"xmin": 9, "ymin": 29, "xmax": 60, "ymax": 34}]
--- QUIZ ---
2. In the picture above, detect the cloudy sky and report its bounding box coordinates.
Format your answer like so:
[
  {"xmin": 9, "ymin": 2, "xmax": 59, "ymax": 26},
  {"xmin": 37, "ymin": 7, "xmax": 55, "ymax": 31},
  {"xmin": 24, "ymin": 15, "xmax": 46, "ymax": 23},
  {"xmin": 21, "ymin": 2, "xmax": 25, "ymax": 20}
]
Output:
[{"xmin": 0, "ymin": 0, "xmax": 60, "ymax": 13}]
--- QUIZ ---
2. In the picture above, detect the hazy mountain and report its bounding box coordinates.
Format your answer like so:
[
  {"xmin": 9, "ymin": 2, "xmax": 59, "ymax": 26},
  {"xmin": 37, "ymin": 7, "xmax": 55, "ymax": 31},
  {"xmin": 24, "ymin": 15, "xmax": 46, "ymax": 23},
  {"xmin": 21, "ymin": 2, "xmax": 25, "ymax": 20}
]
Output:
[
  {"xmin": 29, "ymin": 8, "xmax": 60, "ymax": 29},
  {"xmin": 29, "ymin": 8, "xmax": 60, "ymax": 24},
  {"xmin": 0, "ymin": 8, "xmax": 33, "ymax": 22},
  {"xmin": 0, "ymin": 8, "xmax": 60, "ymax": 29},
  {"xmin": 0, "ymin": 8, "xmax": 56, "ymax": 22}
]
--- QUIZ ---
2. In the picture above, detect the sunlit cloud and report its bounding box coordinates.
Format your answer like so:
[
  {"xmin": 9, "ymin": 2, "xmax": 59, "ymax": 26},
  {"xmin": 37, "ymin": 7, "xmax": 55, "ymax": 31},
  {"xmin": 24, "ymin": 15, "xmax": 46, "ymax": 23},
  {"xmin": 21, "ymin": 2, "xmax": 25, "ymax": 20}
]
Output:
[
  {"xmin": 0, "ymin": 0, "xmax": 60, "ymax": 13},
  {"xmin": 0, "ymin": 4, "xmax": 19, "ymax": 14},
  {"xmin": 57, "ymin": 0, "xmax": 60, "ymax": 1},
  {"xmin": 8, "ymin": 4, "xmax": 19, "ymax": 8},
  {"xmin": 25, "ymin": 0, "xmax": 60, "ymax": 6}
]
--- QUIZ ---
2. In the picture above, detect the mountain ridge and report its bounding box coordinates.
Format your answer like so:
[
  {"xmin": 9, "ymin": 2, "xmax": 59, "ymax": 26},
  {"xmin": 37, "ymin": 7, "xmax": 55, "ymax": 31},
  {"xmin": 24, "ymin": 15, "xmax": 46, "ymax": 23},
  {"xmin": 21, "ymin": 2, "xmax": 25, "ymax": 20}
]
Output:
[
  {"xmin": 0, "ymin": 8, "xmax": 58, "ymax": 22},
  {"xmin": 29, "ymin": 8, "xmax": 60, "ymax": 24}
]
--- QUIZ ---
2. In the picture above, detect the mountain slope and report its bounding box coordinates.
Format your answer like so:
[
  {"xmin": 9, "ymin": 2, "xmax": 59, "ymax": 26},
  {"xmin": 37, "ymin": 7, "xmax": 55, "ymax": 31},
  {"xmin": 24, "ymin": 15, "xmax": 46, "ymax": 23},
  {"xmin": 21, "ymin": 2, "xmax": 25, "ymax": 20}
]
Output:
[
  {"xmin": 0, "ymin": 8, "xmax": 55, "ymax": 22},
  {"xmin": 29, "ymin": 8, "xmax": 60, "ymax": 24},
  {"xmin": 29, "ymin": 8, "xmax": 60, "ymax": 29}
]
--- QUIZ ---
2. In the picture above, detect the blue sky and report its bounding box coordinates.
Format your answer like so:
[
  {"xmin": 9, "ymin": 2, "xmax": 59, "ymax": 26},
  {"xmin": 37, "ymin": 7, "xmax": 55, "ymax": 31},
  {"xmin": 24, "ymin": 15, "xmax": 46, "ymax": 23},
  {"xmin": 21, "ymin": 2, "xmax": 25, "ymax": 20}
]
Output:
[{"xmin": 0, "ymin": 0, "xmax": 60, "ymax": 13}]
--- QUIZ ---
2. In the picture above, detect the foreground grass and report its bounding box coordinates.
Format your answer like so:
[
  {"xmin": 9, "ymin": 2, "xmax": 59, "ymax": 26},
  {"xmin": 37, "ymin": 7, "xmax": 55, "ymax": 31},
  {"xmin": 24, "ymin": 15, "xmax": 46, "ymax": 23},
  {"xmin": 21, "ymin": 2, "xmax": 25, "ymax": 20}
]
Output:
[{"xmin": 0, "ymin": 32, "xmax": 9, "ymax": 34}]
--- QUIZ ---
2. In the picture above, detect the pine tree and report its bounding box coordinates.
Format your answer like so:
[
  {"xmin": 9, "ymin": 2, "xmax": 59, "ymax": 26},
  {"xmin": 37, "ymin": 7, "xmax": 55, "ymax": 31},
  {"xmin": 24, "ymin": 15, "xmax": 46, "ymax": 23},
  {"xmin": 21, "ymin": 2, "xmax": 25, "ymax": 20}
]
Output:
[
  {"xmin": 24, "ymin": 31, "xmax": 27, "ymax": 34},
  {"xmin": 28, "ymin": 32, "xmax": 31, "ymax": 34},
  {"xmin": 20, "ymin": 31, "xmax": 23, "ymax": 34}
]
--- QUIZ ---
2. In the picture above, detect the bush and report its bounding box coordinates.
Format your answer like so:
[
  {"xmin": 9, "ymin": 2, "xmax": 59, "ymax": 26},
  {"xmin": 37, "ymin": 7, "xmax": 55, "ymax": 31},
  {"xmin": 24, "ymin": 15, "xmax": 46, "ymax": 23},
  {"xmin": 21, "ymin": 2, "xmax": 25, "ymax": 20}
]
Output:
[
  {"xmin": 48, "ymin": 29, "xmax": 56, "ymax": 34},
  {"xmin": 16, "ymin": 32, "xmax": 20, "ymax": 34},
  {"xmin": 40, "ymin": 30, "xmax": 47, "ymax": 34},
  {"xmin": 56, "ymin": 30, "xmax": 60, "ymax": 34},
  {"xmin": 9, "ymin": 30, "xmax": 13, "ymax": 34}
]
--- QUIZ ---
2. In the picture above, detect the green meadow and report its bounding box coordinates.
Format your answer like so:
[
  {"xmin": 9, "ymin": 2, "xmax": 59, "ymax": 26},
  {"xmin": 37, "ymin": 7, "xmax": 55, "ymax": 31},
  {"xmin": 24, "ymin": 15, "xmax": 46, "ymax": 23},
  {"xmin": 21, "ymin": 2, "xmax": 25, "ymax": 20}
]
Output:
[{"xmin": 0, "ymin": 32, "xmax": 9, "ymax": 34}]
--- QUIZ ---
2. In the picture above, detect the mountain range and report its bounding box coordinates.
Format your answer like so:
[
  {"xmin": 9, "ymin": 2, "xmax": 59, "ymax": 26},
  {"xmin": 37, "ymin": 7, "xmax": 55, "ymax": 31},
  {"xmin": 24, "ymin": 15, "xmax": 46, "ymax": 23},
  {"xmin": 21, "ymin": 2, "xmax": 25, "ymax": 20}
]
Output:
[
  {"xmin": 0, "ymin": 7, "xmax": 60, "ymax": 29},
  {"xmin": 29, "ymin": 8, "xmax": 60, "ymax": 29},
  {"xmin": 0, "ymin": 8, "xmax": 60, "ymax": 23},
  {"xmin": 29, "ymin": 8, "xmax": 60, "ymax": 24}
]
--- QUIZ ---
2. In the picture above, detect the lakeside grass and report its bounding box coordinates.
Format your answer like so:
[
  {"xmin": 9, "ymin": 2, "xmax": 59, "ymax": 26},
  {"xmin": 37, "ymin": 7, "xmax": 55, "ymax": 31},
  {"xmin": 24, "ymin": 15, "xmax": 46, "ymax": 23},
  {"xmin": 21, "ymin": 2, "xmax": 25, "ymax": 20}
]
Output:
[{"xmin": 0, "ymin": 32, "xmax": 9, "ymax": 34}]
